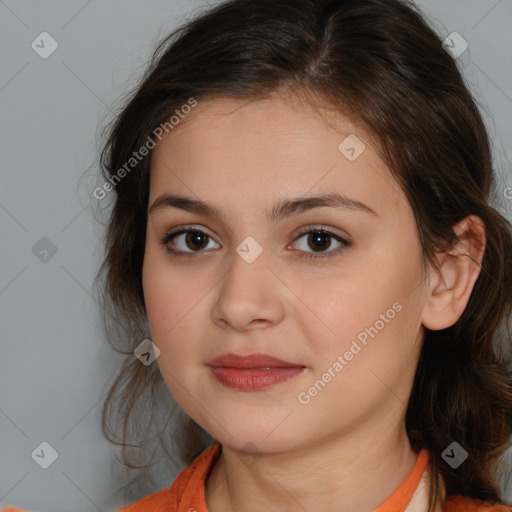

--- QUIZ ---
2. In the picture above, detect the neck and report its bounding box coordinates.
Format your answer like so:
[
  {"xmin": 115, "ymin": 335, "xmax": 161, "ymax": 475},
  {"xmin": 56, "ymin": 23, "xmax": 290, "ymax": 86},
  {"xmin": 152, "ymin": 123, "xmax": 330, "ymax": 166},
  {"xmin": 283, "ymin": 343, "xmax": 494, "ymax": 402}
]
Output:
[{"xmin": 205, "ymin": 411, "xmax": 422, "ymax": 512}]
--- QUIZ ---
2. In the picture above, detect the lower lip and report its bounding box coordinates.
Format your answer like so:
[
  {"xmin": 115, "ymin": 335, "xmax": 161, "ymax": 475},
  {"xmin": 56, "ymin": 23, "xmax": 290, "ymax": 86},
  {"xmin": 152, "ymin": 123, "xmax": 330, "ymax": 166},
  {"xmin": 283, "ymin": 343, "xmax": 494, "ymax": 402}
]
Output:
[{"xmin": 209, "ymin": 367, "xmax": 305, "ymax": 391}]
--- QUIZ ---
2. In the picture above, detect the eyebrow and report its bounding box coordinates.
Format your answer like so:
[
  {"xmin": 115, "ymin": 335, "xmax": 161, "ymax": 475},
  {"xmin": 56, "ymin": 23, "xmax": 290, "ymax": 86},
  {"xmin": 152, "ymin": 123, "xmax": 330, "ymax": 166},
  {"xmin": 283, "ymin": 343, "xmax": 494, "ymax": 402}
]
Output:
[{"xmin": 148, "ymin": 192, "xmax": 379, "ymax": 222}]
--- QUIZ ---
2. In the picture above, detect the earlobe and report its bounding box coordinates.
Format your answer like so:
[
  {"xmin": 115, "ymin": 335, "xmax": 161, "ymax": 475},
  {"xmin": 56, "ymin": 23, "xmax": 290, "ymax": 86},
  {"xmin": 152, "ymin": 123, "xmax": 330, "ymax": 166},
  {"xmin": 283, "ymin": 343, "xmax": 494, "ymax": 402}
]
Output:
[{"xmin": 421, "ymin": 215, "xmax": 486, "ymax": 331}]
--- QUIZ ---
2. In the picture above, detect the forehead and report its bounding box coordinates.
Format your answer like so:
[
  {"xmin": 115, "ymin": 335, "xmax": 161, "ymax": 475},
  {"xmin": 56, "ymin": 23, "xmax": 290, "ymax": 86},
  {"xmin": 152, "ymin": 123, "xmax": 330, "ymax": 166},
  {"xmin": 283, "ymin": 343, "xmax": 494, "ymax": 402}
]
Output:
[
  {"xmin": 153, "ymin": 92, "xmax": 364, "ymax": 159},
  {"xmin": 149, "ymin": 93, "xmax": 406, "ymax": 221}
]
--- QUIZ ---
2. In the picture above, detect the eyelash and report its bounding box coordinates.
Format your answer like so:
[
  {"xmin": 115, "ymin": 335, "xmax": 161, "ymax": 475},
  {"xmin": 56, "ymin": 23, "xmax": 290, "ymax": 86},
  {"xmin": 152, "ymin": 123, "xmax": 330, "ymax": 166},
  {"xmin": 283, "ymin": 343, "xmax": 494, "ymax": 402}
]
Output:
[{"xmin": 159, "ymin": 225, "xmax": 350, "ymax": 260}]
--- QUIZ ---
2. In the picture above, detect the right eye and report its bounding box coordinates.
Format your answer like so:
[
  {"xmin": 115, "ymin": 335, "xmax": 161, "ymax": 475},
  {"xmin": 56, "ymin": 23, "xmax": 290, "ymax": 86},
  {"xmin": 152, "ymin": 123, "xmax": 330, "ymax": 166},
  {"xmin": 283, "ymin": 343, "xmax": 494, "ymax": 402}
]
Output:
[{"xmin": 160, "ymin": 226, "xmax": 220, "ymax": 257}]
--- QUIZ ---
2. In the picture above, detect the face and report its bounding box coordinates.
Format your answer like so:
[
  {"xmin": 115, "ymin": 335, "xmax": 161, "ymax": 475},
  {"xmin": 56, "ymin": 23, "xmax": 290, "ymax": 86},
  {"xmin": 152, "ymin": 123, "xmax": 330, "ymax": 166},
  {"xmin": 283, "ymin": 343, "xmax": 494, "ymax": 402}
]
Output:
[{"xmin": 142, "ymin": 91, "xmax": 429, "ymax": 454}]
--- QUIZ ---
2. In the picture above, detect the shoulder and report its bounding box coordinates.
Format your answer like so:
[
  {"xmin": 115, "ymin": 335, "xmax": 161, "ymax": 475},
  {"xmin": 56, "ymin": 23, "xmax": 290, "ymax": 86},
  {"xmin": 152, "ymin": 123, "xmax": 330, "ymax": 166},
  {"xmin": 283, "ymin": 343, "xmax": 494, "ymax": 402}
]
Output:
[
  {"xmin": 116, "ymin": 487, "xmax": 173, "ymax": 512},
  {"xmin": 444, "ymin": 495, "xmax": 512, "ymax": 512},
  {"xmin": 116, "ymin": 441, "xmax": 221, "ymax": 512},
  {"xmin": 0, "ymin": 444, "xmax": 221, "ymax": 512}
]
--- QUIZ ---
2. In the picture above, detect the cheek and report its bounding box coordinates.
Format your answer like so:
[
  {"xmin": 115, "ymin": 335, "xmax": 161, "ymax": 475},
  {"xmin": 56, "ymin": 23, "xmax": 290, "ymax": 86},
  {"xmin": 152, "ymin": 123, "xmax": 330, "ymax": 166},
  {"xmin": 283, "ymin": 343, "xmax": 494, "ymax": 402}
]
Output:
[
  {"xmin": 142, "ymin": 262, "xmax": 170, "ymax": 338},
  {"xmin": 143, "ymin": 276, "xmax": 200, "ymax": 390},
  {"xmin": 142, "ymin": 251, "xmax": 188, "ymax": 343},
  {"xmin": 292, "ymin": 264, "xmax": 390, "ymax": 349},
  {"xmin": 142, "ymin": 253, "xmax": 208, "ymax": 370},
  {"xmin": 302, "ymin": 247, "xmax": 422, "ymax": 366}
]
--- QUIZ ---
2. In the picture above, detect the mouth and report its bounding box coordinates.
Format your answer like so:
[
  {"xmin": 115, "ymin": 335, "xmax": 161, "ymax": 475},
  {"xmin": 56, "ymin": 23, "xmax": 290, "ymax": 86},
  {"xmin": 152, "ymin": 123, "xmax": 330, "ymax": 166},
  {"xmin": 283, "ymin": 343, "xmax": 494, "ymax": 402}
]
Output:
[{"xmin": 206, "ymin": 353, "xmax": 306, "ymax": 391}]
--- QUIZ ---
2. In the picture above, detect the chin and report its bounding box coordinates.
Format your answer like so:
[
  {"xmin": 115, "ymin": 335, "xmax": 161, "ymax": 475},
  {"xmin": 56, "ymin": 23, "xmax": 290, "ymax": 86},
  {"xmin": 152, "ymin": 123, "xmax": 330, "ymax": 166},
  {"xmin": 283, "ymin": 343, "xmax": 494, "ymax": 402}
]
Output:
[{"xmin": 200, "ymin": 419, "xmax": 310, "ymax": 455}]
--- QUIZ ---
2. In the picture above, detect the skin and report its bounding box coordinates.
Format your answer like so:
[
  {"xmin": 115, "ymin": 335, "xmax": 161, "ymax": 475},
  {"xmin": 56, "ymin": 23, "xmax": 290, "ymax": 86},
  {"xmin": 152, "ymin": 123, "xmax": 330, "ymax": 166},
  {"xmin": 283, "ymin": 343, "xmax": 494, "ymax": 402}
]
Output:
[{"xmin": 142, "ymin": 90, "xmax": 486, "ymax": 512}]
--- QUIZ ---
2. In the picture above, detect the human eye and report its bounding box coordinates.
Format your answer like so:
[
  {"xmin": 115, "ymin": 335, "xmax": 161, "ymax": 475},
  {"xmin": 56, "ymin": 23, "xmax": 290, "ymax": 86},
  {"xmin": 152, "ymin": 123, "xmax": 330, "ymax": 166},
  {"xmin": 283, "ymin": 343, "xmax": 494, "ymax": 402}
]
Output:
[
  {"xmin": 160, "ymin": 225, "xmax": 219, "ymax": 257},
  {"xmin": 160, "ymin": 224, "xmax": 350, "ymax": 260},
  {"xmin": 291, "ymin": 226, "xmax": 350, "ymax": 260}
]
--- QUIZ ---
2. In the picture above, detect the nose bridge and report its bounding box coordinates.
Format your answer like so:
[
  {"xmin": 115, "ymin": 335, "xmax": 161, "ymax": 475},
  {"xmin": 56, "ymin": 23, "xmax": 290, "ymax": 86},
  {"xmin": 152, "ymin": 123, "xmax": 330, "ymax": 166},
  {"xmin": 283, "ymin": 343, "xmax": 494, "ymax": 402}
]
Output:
[
  {"xmin": 224, "ymin": 234, "xmax": 270, "ymax": 294},
  {"xmin": 212, "ymin": 236, "xmax": 284, "ymax": 329}
]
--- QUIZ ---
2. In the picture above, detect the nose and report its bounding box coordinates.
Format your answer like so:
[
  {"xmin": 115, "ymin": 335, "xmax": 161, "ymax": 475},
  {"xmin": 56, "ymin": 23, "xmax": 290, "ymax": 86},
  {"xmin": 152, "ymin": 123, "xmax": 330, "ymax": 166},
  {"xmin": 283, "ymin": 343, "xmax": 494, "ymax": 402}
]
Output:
[{"xmin": 210, "ymin": 245, "xmax": 286, "ymax": 332}]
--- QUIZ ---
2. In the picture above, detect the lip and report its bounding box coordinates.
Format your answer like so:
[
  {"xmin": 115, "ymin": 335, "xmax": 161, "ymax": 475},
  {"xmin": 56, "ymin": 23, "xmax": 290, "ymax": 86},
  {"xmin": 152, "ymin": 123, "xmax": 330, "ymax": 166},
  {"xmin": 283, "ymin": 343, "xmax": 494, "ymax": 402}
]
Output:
[
  {"xmin": 206, "ymin": 353, "xmax": 306, "ymax": 391},
  {"xmin": 206, "ymin": 352, "xmax": 303, "ymax": 368}
]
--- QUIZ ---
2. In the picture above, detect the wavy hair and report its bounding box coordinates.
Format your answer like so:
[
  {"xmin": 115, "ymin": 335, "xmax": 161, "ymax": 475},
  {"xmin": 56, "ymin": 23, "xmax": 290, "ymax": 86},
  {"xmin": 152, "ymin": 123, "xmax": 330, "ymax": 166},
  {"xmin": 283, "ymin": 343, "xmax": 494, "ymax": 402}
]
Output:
[{"xmin": 94, "ymin": 0, "xmax": 512, "ymax": 509}]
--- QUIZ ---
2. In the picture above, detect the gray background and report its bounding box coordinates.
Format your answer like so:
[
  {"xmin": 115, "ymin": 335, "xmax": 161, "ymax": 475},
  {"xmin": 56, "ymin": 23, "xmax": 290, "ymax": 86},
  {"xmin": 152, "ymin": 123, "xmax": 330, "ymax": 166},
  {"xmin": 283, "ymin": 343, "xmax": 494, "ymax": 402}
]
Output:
[{"xmin": 1, "ymin": 0, "xmax": 511, "ymax": 511}]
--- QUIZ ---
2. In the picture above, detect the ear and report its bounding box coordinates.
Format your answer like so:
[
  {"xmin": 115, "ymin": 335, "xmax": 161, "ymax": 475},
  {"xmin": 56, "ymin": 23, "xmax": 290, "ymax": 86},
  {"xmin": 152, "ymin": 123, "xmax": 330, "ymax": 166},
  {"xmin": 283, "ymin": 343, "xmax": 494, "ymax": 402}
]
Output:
[{"xmin": 421, "ymin": 215, "xmax": 486, "ymax": 331}]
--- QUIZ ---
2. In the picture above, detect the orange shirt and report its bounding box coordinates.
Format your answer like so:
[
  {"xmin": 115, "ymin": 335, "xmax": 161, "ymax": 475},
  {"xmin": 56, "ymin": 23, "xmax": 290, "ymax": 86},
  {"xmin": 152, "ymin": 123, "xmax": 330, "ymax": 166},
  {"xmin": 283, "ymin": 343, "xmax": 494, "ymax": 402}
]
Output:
[{"xmin": 3, "ymin": 442, "xmax": 511, "ymax": 512}]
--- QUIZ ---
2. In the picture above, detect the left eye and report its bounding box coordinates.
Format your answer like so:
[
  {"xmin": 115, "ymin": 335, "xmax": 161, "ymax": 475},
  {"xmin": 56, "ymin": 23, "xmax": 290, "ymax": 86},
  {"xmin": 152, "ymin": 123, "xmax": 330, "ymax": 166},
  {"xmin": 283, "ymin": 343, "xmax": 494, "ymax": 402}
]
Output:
[
  {"xmin": 292, "ymin": 228, "xmax": 349, "ymax": 258},
  {"xmin": 160, "ymin": 226, "xmax": 350, "ymax": 259}
]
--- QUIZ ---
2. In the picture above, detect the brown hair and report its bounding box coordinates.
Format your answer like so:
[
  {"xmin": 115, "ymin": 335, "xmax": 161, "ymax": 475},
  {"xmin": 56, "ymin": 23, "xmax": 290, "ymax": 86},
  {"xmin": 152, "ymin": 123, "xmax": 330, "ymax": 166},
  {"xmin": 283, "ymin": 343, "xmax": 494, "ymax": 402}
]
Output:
[{"xmin": 94, "ymin": 0, "xmax": 512, "ymax": 509}]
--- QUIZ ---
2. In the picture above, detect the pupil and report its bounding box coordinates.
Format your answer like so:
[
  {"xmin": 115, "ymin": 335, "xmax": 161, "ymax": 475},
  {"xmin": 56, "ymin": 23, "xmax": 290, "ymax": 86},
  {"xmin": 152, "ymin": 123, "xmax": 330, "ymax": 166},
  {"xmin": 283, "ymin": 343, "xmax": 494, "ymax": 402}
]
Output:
[
  {"xmin": 187, "ymin": 231, "xmax": 208, "ymax": 250},
  {"xmin": 184, "ymin": 231, "xmax": 331, "ymax": 252},
  {"xmin": 310, "ymin": 232, "xmax": 329, "ymax": 252}
]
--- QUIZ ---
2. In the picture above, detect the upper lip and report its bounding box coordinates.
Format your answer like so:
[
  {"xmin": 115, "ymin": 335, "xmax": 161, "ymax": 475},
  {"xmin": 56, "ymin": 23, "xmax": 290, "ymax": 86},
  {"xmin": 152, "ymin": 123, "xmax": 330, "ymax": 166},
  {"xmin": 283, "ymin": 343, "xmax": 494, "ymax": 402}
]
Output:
[{"xmin": 206, "ymin": 353, "xmax": 304, "ymax": 368}]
